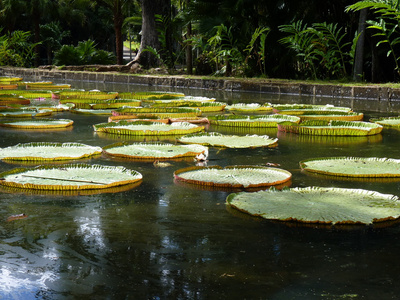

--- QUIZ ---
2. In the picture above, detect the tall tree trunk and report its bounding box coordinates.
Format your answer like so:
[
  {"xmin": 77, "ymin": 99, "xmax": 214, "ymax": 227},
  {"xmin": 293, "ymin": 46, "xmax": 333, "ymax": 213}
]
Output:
[
  {"xmin": 114, "ymin": 6, "xmax": 124, "ymax": 65},
  {"xmin": 126, "ymin": 0, "xmax": 170, "ymax": 68},
  {"xmin": 186, "ymin": 21, "xmax": 193, "ymax": 75},
  {"xmin": 353, "ymin": 8, "xmax": 368, "ymax": 82},
  {"xmin": 33, "ymin": 7, "xmax": 41, "ymax": 67}
]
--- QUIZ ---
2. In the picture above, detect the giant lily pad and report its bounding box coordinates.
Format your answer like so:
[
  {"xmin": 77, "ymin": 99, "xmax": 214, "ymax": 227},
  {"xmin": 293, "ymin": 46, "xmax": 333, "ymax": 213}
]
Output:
[
  {"xmin": 208, "ymin": 114, "xmax": 300, "ymax": 127},
  {"xmin": 113, "ymin": 107, "xmax": 202, "ymax": 117},
  {"xmin": 299, "ymin": 112, "xmax": 364, "ymax": 121},
  {"xmin": 300, "ymin": 157, "xmax": 400, "ymax": 177},
  {"xmin": 0, "ymin": 108, "xmax": 52, "ymax": 118},
  {"xmin": 0, "ymin": 95, "xmax": 30, "ymax": 105},
  {"xmin": 103, "ymin": 142, "xmax": 208, "ymax": 160},
  {"xmin": 144, "ymin": 96, "xmax": 215, "ymax": 104},
  {"xmin": 71, "ymin": 108, "xmax": 113, "ymax": 115},
  {"xmin": 174, "ymin": 165, "xmax": 292, "ymax": 188},
  {"xmin": 93, "ymin": 120, "xmax": 204, "ymax": 136},
  {"xmin": 370, "ymin": 116, "xmax": 400, "ymax": 127},
  {"xmin": 272, "ymin": 104, "xmax": 352, "ymax": 115},
  {"xmin": 0, "ymin": 118, "xmax": 74, "ymax": 129},
  {"xmin": 0, "ymin": 142, "xmax": 102, "ymax": 161},
  {"xmin": 151, "ymin": 101, "xmax": 226, "ymax": 112},
  {"xmin": 118, "ymin": 91, "xmax": 185, "ymax": 101},
  {"xmin": 225, "ymin": 103, "xmax": 273, "ymax": 112},
  {"xmin": 0, "ymin": 164, "xmax": 142, "ymax": 190},
  {"xmin": 178, "ymin": 132, "xmax": 278, "ymax": 148},
  {"xmin": 278, "ymin": 120, "xmax": 382, "ymax": 136},
  {"xmin": 226, "ymin": 187, "xmax": 400, "ymax": 225},
  {"xmin": 55, "ymin": 90, "xmax": 118, "ymax": 100}
]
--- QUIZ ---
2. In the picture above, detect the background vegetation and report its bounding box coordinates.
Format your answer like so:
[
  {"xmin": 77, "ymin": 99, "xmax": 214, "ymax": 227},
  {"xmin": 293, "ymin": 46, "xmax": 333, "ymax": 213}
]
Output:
[{"xmin": 1, "ymin": 0, "xmax": 400, "ymax": 83}]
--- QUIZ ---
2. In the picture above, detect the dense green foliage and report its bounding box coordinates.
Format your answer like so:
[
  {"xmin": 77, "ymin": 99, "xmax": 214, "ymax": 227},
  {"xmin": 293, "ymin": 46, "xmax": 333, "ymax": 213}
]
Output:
[{"xmin": 2, "ymin": 0, "xmax": 400, "ymax": 82}]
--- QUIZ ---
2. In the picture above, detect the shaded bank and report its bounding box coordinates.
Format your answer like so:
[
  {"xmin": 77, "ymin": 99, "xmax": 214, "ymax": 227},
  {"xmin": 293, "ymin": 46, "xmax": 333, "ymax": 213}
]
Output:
[{"xmin": 2, "ymin": 67, "xmax": 400, "ymax": 102}]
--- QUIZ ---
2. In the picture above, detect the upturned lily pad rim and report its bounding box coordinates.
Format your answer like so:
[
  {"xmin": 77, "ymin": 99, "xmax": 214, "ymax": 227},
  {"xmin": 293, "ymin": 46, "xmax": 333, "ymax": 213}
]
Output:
[
  {"xmin": 178, "ymin": 132, "xmax": 278, "ymax": 148},
  {"xmin": 93, "ymin": 120, "xmax": 205, "ymax": 136},
  {"xmin": 0, "ymin": 118, "xmax": 74, "ymax": 129},
  {"xmin": 0, "ymin": 163, "xmax": 143, "ymax": 190},
  {"xmin": 226, "ymin": 186, "xmax": 400, "ymax": 226},
  {"xmin": 300, "ymin": 156, "xmax": 400, "ymax": 177},
  {"xmin": 103, "ymin": 142, "xmax": 208, "ymax": 161},
  {"xmin": 174, "ymin": 165, "xmax": 292, "ymax": 189},
  {"xmin": 278, "ymin": 120, "xmax": 383, "ymax": 136},
  {"xmin": 0, "ymin": 180, "xmax": 142, "ymax": 196},
  {"xmin": 0, "ymin": 142, "xmax": 103, "ymax": 161},
  {"xmin": 370, "ymin": 116, "xmax": 400, "ymax": 127}
]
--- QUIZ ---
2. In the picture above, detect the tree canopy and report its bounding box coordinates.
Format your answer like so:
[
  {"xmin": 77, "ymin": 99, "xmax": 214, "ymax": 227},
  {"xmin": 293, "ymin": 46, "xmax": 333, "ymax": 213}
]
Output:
[{"xmin": 1, "ymin": 0, "xmax": 400, "ymax": 82}]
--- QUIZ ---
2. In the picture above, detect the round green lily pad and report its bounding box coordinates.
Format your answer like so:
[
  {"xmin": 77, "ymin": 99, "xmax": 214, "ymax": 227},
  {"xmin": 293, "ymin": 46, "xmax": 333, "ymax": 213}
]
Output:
[
  {"xmin": 0, "ymin": 164, "xmax": 142, "ymax": 190},
  {"xmin": 93, "ymin": 121, "xmax": 204, "ymax": 136},
  {"xmin": 0, "ymin": 142, "xmax": 102, "ymax": 161},
  {"xmin": 0, "ymin": 108, "xmax": 52, "ymax": 118},
  {"xmin": 0, "ymin": 118, "xmax": 74, "ymax": 129},
  {"xmin": 208, "ymin": 114, "xmax": 300, "ymax": 127},
  {"xmin": 103, "ymin": 142, "xmax": 208, "ymax": 160},
  {"xmin": 226, "ymin": 187, "xmax": 400, "ymax": 225},
  {"xmin": 278, "ymin": 120, "xmax": 383, "ymax": 136},
  {"xmin": 370, "ymin": 116, "xmax": 400, "ymax": 127},
  {"xmin": 300, "ymin": 157, "xmax": 400, "ymax": 177},
  {"xmin": 225, "ymin": 103, "xmax": 273, "ymax": 112},
  {"xmin": 174, "ymin": 165, "xmax": 292, "ymax": 188},
  {"xmin": 178, "ymin": 132, "xmax": 278, "ymax": 148}
]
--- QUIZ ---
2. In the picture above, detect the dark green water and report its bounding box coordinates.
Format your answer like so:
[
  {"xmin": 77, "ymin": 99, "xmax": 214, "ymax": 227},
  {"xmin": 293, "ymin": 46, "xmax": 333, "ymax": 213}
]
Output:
[{"xmin": 1, "ymin": 80, "xmax": 400, "ymax": 299}]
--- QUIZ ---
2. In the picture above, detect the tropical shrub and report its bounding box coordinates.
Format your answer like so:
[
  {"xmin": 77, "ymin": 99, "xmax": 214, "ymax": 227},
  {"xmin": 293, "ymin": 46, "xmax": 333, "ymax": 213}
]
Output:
[
  {"xmin": 0, "ymin": 30, "xmax": 38, "ymax": 67},
  {"xmin": 279, "ymin": 21, "xmax": 356, "ymax": 80},
  {"xmin": 54, "ymin": 39, "xmax": 116, "ymax": 66}
]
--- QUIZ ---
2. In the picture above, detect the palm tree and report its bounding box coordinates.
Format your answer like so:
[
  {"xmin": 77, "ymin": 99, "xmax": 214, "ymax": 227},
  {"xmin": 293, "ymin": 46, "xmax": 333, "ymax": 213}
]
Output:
[{"xmin": 94, "ymin": 0, "xmax": 134, "ymax": 65}]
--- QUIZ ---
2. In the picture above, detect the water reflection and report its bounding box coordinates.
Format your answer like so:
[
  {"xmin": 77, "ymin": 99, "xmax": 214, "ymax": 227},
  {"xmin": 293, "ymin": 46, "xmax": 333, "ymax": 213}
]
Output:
[{"xmin": 3, "ymin": 79, "xmax": 400, "ymax": 298}]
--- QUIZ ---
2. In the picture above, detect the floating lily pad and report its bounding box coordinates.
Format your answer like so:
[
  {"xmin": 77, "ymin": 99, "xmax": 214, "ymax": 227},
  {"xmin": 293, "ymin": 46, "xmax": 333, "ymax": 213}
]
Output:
[
  {"xmin": 144, "ymin": 96, "xmax": 215, "ymax": 104},
  {"xmin": 225, "ymin": 103, "xmax": 273, "ymax": 112},
  {"xmin": 299, "ymin": 112, "xmax": 364, "ymax": 121},
  {"xmin": 151, "ymin": 101, "xmax": 226, "ymax": 112},
  {"xmin": 300, "ymin": 157, "xmax": 400, "ymax": 177},
  {"xmin": 0, "ymin": 83, "xmax": 18, "ymax": 89},
  {"xmin": 278, "ymin": 120, "xmax": 382, "ymax": 136},
  {"xmin": 272, "ymin": 104, "xmax": 352, "ymax": 114},
  {"xmin": 226, "ymin": 187, "xmax": 400, "ymax": 225},
  {"xmin": 114, "ymin": 107, "xmax": 202, "ymax": 117},
  {"xmin": 103, "ymin": 142, "xmax": 208, "ymax": 160},
  {"xmin": 174, "ymin": 165, "xmax": 292, "ymax": 188},
  {"xmin": 71, "ymin": 108, "xmax": 113, "ymax": 115},
  {"xmin": 0, "ymin": 142, "xmax": 102, "ymax": 161},
  {"xmin": 93, "ymin": 120, "xmax": 204, "ymax": 136},
  {"xmin": 0, "ymin": 181, "xmax": 142, "ymax": 196},
  {"xmin": 55, "ymin": 90, "xmax": 118, "ymax": 100},
  {"xmin": 0, "ymin": 118, "xmax": 74, "ymax": 129},
  {"xmin": 209, "ymin": 114, "xmax": 300, "ymax": 127},
  {"xmin": 118, "ymin": 91, "xmax": 185, "ymax": 101},
  {"xmin": 0, "ymin": 108, "xmax": 52, "ymax": 118},
  {"xmin": 26, "ymin": 83, "xmax": 71, "ymax": 90},
  {"xmin": 370, "ymin": 116, "xmax": 400, "ymax": 127},
  {"xmin": 0, "ymin": 164, "xmax": 143, "ymax": 190},
  {"xmin": 178, "ymin": 132, "xmax": 278, "ymax": 148},
  {"xmin": 0, "ymin": 95, "xmax": 30, "ymax": 105},
  {"xmin": 0, "ymin": 77, "xmax": 23, "ymax": 82}
]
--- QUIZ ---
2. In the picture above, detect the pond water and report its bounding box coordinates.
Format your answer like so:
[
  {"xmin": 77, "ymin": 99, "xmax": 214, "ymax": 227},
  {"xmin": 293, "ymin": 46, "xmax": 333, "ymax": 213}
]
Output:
[{"xmin": 1, "ymin": 79, "xmax": 400, "ymax": 299}]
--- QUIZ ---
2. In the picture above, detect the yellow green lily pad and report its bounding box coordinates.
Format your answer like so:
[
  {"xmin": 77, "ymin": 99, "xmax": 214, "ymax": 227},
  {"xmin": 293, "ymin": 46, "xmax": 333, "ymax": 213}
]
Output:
[
  {"xmin": 0, "ymin": 142, "xmax": 102, "ymax": 161},
  {"xmin": 300, "ymin": 157, "xmax": 400, "ymax": 177},
  {"xmin": 0, "ymin": 164, "xmax": 143, "ymax": 191},
  {"xmin": 226, "ymin": 187, "xmax": 400, "ymax": 226},
  {"xmin": 174, "ymin": 165, "xmax": 292, "ymax": 188}
]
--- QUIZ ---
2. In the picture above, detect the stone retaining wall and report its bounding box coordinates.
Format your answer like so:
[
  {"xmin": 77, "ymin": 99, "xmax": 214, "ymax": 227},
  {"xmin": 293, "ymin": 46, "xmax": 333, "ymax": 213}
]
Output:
[{"xmin": 1, "ymin": 67, "xmax": 399, "ymax": 101}]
